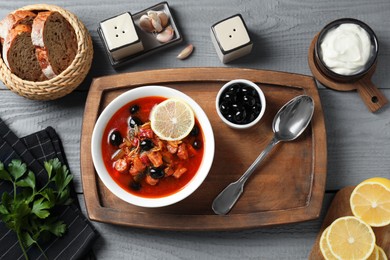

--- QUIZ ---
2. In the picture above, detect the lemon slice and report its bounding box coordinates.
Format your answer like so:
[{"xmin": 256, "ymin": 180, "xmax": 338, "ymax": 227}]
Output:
[
  {"xmin": 319, "ymin": 227, "xmax": 338, "ymax": 260},
  {"xmin": 367, "ymin": 245, "xmax": 379, "ymax": 260},
  {"xmin": 326, "ymin": 216, "xmax": 376, "ymax": 260},
  {"xmin": 377, "ymin": 245, "xmax": 388, "ymax": 260},
  {"xmin": 150, "ymin": 98, "xmax": 195, "ymax": 141},
  {"xmin": 350, "ymin": 177, "xmax": 390, "ymax": 227}
]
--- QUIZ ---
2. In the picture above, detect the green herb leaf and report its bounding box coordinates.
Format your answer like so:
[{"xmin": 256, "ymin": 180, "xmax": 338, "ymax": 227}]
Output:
[
  {"xmin": 40, "ymin": 188, "xmax": 55, "ymax": 204},
  {"xmin": 0, "ymin": 193, "xmax": 11, "ymax": 222},
  {"xmin": 31, "ymin": 198, "xmax": 51, "ymax": 219},
  {"xmin": 21, "ymin": 232, "xmax": 36, "ymax": 248},
  {"xmin": 44, "ymin": 161, "xmax": 53, "ymax": 180},
  {"xmin": 0, "ymin": 204, "xmax": 8, "ymax": 215},
  {"xmin": 8, "ymin": 160, "xmax": 27, "ymax": 181},
  {"xmin": 0, "ymin": 162, "xmax": 12, "ymax": 181},
  {"xmin": 16, "ymin": 171, "xmax": 36, "ymax": 190},
  {"xmin": 58, "ymin": 188, "xmax": 72, "ymax": 205},
  {"xmin": 45, "ymin": 158, "xmax": 61, "ymax": 181},
  {"xmin": 41, "ymin": 219, "xmax": 67, "ymax": 237},
  {"xmin": 54, "ymin": 164, "xmax": 73, "ymax": 193},
  {"xmin": 13, "ymin": 201, "xmax": 31, "ymax": 232}
]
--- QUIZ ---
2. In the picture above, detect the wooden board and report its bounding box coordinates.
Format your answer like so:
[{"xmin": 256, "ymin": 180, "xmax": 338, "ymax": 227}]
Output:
[
  {"xmin": 309, "ymin": 186, "xmax": 390, "ymax": 258},
  {"xmin": 80, "ymin": 67, "xmax": 327, "ymax": 230}
]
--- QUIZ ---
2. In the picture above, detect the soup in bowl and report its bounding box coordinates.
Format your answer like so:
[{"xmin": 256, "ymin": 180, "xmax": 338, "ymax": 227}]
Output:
[{"xmin": 91, "ymin": 86, "xmax": 214, "ymax": 207}]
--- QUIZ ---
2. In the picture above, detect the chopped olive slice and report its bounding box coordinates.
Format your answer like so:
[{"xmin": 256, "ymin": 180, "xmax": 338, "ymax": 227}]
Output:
[
  {"xmin": 130, "ymin": 104, "xmax": 140, "ymax": 114},
  {"xmin": 149, "ymin": 167, "xmax": 165, "ymax": 179},
  {"xmin": 190, "ymin": 125, "xmax": 200, "ymax": 136},
  {"xmin": 193, "ymin": 140, "xmax": 202, "ymax": 150},
  {"xmin": 140, "ymin": 139, "xmax": 154, "ymax": 151},
  {"xmin": 129, "ymin": 116, "xmax": 142, "ymax": 128},
  {"xmin": 109, "ymin": 130, "xmax": 122, "ymax": 146}
]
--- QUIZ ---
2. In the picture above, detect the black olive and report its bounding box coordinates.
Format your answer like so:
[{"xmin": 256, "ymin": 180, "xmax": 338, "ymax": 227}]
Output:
[
  {"xmin": 129, "ymin": 116, "xmax": 142, "ymax": 128},
  {"xmin": 109, "ymin": 130, "xmax": 122, "ymax": 146},
  {"xmin": 226, "ymin": 86, "xmax": 234, "ymax": 93},
  {"xmin": 252, "ymin": 103, "xmax": 262, "ymax": 115},
  {"xmin": 193, "ymin": 140, "xmax": 202, "ymax": 150},
  {"xmin": 234, "ymin": 109, "xmax": 247, "ymax": 124},
  {"xmin": 231, "ymin": 84, "xmax": 241, "ymax": 94},
  {"xmin": 219, "ymin": 102, "xmax": 230, "ymax": 116},
  {"xmin": 190, "ymin": 125, "xmax": 200, "ymax": 136},
  {"xmin": 231, "ymin": 103, "xmax": 239, "ymax": 109},
  {"xmin": 149, "ymin": 167, "xmax": 165, "ymax": 179},
  {"xmin": 243, "ymin": 95, "xmax": 256, "ymax": 107},
  {"xmin": 222, "ymin": 92, "xmax": 234, "ymax": 103},
  {"xmin": 130, "ymin": 181, "xmax": 141, "ymax": 191},
  {"xmin": 130, "ymin": 104, "xmax": 140, "ymax": 114},
  {"xmin": 140, "ymin": 139, "xmax": 154, "ymax": 151},
  {"xmin": 225, "ymin": 113, "xmax": 234, "ymax": 122}
]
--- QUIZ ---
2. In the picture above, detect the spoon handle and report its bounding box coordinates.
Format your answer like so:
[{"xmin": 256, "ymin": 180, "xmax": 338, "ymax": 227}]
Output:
[
  {"xmin": 237, "ymin": 135, "xmax": 279, "ymax": 185},
  {"xmin": 212, "ymin": 136, "xmax": 280, "ymax": 215}
]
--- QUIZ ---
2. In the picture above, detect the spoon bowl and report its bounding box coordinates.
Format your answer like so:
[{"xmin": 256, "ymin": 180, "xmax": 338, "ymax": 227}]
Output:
[
  {"xmin": 274, "ymin": 95, "xmax": 314, "ymax": 141},
  {"xmin": 212, "ymin": 95, "xmax": 314, "ymax": 215}
]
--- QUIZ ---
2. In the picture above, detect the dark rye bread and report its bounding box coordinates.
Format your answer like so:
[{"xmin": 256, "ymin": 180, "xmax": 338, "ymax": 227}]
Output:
[
  {"xmin": 2, "ymin": 24, "xmax": 47, "ymax": 81},
  {"xmin": 32, "ymin": 11, "xmax": 77, "ymax": 79},
  {"xmin": 0, "ymin": 10, "xmax": 36, "ymax": 44}
]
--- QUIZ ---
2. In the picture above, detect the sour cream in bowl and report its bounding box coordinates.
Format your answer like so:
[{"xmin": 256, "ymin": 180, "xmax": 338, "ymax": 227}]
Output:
[{"xmin": 315, "ymin": 18, "xmax": 378, "ymax": 81}]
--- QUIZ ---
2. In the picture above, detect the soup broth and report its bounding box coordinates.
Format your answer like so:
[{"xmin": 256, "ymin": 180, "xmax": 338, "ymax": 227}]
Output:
[{"xmin": 101, "ymin": 96, "xmax": 204, "ymax": 198}]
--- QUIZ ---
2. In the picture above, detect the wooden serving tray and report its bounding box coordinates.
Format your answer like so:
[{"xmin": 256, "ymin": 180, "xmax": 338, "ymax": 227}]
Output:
[
  {"xmin": 80, "ymin": 67, "xmax": 327, "ymax": 230},
  {"xmin": 309, "ymin": 186, "xmax": 390, "ymax": 258}
]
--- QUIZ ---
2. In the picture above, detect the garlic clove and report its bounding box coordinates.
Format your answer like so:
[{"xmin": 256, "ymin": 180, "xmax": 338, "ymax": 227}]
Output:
[
  {"xmin": 139, "ymin": 14, "xmax": 154, "ymax": 32},
  {"xmin": 156, "ymin": 26, "xmax": 174, "ymax": 43},
  {"xmin": 177, "ymin": 44, "xmax": 194, "ymax": 60},
  {"xmin": 157, "ymin": 11, "xmax": 169, "ymax": 27},
  {"xmin": 147, "ymin": 10, "xmax": 157, "ymax": 16},
  {"xmin": 148, "ymin": 11, "xmax": 163, "ymax": 32}
]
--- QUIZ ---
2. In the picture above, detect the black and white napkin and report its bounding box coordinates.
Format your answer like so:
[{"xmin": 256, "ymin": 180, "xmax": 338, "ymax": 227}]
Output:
[{"xmin": 0, "ymin": 118, "xmax": 98, "ymax": 260}]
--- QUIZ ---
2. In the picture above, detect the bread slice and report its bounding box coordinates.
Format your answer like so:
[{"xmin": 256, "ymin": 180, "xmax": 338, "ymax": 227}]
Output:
[
  {"xmin": 2, "ymin": 24, "xmax": 47, "ymax": 81},
  {"xmin": 0, "ymin": 10, "xmax": 36, "ymax": 44},
  {"xmin": 31, "ymin": 11, "xmax": 77, "ymax": 79}
]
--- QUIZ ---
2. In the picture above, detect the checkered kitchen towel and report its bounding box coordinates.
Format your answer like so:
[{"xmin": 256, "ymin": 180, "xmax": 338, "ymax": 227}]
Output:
[{"xmin": 0, "ymin": 118, "xmax": 98, "ymax": 260}]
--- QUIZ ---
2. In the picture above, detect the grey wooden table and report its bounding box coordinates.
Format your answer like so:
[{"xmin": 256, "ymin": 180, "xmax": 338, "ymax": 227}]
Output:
[{"xmin": 1, "ymin": 0, "xmax": 389, "ymax": 259}]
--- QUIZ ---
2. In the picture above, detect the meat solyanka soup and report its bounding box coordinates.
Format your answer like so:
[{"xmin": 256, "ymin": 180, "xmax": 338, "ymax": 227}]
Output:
[{"xmin": 101, "ymin": 96, "xmax": 204, "ymax": 198}]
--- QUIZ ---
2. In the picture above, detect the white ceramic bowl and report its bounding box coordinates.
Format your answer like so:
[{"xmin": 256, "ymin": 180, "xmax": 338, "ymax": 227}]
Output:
[
  {"xmin": 216, "ymin": 79, "xmax": 266, "ymax": 129},
  {"xmin": 91, "ymin": 86, "xmax": 215, "ymax": 208}
]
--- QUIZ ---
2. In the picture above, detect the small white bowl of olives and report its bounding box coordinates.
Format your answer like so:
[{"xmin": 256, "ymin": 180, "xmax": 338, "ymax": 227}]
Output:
[{"xmin": 216, "ymin": 79, "xmax": 266, "ymax": 129}]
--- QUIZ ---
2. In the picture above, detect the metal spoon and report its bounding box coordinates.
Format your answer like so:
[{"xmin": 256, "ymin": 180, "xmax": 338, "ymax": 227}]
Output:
[{"xmin": 212, "ymin": 95, "xmax": 315, "ymax": 215}]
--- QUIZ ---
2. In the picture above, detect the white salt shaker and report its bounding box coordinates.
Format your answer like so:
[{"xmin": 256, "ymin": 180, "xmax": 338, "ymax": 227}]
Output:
[
  {"xmin": 210, "ymin": 14, "xmax": 253, "ymax": 63},
  {"xmin": 100, "ymin": 12, "xmax": 144, "ymax": 61}
]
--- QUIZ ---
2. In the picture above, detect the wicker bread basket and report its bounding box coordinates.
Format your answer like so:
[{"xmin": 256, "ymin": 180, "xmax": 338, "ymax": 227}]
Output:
[{"xmin": 0, "ymin": 4, "xmax": 93, "ymax": 100}]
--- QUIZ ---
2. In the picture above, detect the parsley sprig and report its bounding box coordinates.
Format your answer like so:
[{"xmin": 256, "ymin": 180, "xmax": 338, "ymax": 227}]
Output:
[{"xmin": 0, "ymin": 158, "xmax": 73, "ymax": 260}]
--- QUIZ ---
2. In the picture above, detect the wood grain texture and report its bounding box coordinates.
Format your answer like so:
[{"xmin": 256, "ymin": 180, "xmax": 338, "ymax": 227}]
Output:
[
  {"xmin": 0, "ymin": 0, "xmax": 389, "ymax": 258},
  {"xmin": 78, "ymin": 193, "xmax": 333, "ymax": 260}
]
